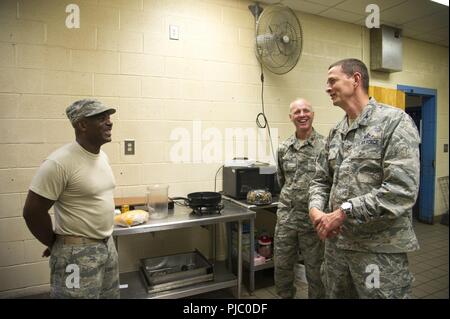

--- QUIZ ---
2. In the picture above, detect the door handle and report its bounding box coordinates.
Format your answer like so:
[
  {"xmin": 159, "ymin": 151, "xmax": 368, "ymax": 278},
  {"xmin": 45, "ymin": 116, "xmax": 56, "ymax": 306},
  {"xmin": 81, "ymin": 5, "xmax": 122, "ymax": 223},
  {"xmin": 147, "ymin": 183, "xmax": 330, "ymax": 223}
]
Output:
[{"xmin": 432, "ymin": 160, "xmax": 435, "ymax": 169}]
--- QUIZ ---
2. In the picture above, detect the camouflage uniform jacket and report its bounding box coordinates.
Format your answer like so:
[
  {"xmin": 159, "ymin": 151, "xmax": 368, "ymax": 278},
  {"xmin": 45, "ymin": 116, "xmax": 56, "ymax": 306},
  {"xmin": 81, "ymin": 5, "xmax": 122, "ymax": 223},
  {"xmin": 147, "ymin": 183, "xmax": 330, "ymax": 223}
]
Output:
[
  {"xmin": 277, "ymin": 128, "xmax": 325, "ymax": 230},
  {"xmin": 309, "ymin": 98, "xmax": 420, "ymax": 253}
]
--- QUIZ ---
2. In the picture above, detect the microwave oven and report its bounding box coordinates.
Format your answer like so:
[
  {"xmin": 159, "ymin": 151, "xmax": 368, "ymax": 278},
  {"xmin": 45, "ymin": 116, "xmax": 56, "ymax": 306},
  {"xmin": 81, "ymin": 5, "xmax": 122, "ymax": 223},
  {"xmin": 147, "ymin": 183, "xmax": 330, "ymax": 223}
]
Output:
[{"xmin": 222, "ymin": 166, "xmax": 279, "ymax": 199}]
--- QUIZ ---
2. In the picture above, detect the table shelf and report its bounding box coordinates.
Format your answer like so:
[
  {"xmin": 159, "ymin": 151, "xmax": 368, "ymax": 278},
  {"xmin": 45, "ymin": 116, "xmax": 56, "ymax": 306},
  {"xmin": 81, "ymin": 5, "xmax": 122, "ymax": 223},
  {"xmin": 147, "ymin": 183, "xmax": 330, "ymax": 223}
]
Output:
[
  {"xmin": 119, "ymin": 261, "xmax": 237, "ymax": 299},
  {"xmin": 113, "ymin": 198, "xmax": 255, "ymax": 299}
]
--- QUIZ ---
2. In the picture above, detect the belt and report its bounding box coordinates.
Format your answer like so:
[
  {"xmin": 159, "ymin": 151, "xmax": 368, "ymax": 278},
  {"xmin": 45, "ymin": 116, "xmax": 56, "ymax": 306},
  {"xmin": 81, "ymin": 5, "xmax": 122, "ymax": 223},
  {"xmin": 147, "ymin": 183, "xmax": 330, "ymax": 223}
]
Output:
[{"xmin": 57, "ymin": 235, "xmax": 109, "ymax": 245}]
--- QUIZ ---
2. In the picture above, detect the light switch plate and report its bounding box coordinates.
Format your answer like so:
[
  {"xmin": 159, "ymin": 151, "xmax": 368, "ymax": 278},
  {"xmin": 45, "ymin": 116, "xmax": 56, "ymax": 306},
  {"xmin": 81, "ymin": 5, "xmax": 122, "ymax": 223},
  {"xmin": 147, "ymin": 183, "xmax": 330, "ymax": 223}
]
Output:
[
  {"xmin": 169, "ymin": 25, "xmax": 179, "ymax": 40},
  {"xmin": 124, "ymin": 140, "xmax": 135, "ymax": 155}
]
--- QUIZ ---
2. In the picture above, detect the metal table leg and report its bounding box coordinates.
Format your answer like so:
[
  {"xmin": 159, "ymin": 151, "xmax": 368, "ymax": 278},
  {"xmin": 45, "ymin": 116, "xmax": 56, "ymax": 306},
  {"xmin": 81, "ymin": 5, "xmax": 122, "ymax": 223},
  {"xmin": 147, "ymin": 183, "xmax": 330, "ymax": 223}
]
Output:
[
  {"xmin": 237, "ymin": 220, "xmax": 242, "ymax": 299},
  {"xmin": 211, "ymin": 224, "xmax": 217, "ymax": 265},
  {"xmin": 250, "ymin": 218, "xmax": 255, "ymax": 294},
  {"xmin": 226, "ymin": 222, "xmax": 232, "ymax": 270},
  {"xmin": 114, "ymin": 236, "xmax": 118, "ymax": 252}
]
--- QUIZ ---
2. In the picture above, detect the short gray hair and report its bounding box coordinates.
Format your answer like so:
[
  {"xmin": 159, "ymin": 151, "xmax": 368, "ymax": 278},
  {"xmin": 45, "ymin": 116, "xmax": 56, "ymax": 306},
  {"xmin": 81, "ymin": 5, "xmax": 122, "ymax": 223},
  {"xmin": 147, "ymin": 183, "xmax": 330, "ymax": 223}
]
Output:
[
  {"xmin": 328, "ymin": 58, "xmax": 369, "ymax": 93},
  {"xmin": 289, "ymin": 98, "xmax": 313, "ymax": 113}
]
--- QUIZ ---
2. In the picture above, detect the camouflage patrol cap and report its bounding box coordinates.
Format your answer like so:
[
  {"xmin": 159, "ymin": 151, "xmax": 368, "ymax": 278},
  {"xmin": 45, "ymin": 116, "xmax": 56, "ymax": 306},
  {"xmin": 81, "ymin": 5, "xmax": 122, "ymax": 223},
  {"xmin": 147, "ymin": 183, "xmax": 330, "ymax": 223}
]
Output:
[{"xmin": 66, "ymin": 99, "xmax": 116, "ymax": 124}]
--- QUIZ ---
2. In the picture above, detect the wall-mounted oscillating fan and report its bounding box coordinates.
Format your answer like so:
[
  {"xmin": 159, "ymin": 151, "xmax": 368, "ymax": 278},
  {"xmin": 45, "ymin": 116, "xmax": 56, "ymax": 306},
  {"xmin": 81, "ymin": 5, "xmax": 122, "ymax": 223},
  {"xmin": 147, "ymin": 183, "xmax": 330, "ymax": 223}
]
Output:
[{"xmin": 252, "ymin": 3, "xmax": 303, "ymax": 75}]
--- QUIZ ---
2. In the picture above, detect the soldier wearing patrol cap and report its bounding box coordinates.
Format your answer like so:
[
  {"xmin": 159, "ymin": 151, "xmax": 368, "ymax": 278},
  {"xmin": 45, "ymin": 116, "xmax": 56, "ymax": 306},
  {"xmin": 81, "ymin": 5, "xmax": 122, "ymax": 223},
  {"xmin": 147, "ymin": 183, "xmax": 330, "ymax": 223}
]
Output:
[
  {"xmin": 309, "ymin": 58, "xmax": 420, "ymax": 298},
  {"xmin": 23, "ymin": 99, "xmax": 119, "ymax": 298},
  {"xmin": 275, "ymin": 98, "xmax": 326, "ymax": 299}
]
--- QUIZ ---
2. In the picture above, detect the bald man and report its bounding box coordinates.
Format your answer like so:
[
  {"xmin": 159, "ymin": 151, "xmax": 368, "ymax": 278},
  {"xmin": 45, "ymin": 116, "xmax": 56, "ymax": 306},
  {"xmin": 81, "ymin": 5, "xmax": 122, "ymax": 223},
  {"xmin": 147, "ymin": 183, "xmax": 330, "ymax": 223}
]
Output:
[{"xmin": 274, "ymin": 98, "xmax": 326, "ymax": 299}]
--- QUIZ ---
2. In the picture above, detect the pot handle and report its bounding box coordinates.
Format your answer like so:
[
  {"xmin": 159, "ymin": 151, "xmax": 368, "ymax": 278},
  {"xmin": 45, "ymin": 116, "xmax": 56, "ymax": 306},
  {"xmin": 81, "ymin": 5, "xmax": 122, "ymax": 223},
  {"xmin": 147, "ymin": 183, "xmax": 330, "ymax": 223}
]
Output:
[{"xmin": 169, "ymin": 197, "xmax": 190, "ymax": 206}]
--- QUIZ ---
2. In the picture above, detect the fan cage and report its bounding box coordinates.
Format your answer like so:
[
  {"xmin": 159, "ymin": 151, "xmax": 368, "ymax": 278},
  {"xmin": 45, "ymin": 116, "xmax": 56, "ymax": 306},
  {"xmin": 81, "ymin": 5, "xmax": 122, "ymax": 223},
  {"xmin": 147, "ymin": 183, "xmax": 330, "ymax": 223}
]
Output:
[{"xmin": 255, "ymin": 4, "xmax": 303, "ymax": 75}]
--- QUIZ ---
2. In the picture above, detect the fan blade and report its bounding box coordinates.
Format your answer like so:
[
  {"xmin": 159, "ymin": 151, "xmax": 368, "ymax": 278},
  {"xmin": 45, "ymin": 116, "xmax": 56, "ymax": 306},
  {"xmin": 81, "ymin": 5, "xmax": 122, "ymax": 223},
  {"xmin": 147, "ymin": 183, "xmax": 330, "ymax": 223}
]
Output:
[{"xmin": 268, "ymin": 25, "xmax": 282, "ymax": 55}]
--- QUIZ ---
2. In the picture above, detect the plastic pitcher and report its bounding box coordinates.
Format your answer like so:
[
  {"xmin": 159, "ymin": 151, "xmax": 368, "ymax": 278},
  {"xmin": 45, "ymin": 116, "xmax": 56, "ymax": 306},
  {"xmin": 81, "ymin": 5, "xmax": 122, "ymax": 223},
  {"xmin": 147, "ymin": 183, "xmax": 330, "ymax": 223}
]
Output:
[{"xmin": 146, "ymin": 184, "xmax": 169, "ymax": 219}]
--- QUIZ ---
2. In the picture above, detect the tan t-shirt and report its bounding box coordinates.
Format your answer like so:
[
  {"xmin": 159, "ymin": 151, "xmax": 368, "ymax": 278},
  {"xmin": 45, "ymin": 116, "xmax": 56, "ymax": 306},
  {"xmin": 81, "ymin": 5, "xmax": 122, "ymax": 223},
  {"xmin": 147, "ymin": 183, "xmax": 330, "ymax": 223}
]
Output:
[
  {"xmin": 30, "ymin": 142, "xmax": 116, "ymax": 239},
  {"xmin": 348, "ymin": 118, "xmax": 355, "ymax": 127},
  {"xmin": 298, "ymin": 138, "xmax": 307, "ymax": 147}
]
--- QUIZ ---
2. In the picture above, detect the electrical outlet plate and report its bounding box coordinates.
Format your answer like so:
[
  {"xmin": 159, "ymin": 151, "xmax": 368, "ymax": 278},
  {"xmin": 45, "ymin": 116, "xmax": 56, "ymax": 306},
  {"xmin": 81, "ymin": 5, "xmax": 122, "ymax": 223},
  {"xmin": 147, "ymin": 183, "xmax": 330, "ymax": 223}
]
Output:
[
  {"xmin": 169, "ymin": 25, "xmax": 179, "ymax": 40},
  {"xmin": 124, "ymin": 140, "xmax": 135, "ymax": 155}
]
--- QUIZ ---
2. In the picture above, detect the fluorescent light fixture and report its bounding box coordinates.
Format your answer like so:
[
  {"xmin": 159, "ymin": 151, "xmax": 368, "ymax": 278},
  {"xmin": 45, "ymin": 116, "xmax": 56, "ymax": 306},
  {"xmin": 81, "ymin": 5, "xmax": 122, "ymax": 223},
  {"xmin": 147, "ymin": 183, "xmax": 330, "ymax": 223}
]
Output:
[{"xmin": 430, "ymin": 0, "xmax": 449, "ymax": 6}]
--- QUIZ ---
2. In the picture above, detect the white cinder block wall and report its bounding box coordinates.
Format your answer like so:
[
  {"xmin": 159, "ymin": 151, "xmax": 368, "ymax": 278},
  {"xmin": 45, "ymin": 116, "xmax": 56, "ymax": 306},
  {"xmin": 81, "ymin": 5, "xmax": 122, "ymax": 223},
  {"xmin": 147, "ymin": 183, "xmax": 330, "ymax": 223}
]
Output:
[{"xmin": 0, "ymin": 0, "xmax": 448, "ymax": 297}]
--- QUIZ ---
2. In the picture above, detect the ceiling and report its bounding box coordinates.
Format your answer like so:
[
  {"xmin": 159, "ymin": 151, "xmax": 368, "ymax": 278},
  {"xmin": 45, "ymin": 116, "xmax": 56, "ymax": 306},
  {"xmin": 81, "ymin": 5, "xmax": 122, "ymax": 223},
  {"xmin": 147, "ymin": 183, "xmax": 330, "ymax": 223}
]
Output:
[{"xmin": 259, "ymin": 0, "xmax": 449, "ymax": 47}]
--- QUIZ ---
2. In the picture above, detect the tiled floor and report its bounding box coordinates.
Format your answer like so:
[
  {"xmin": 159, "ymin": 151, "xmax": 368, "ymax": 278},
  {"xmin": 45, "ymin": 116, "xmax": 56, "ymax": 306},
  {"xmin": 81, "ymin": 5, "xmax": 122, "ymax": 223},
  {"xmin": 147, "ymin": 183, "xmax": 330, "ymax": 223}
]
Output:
[
  {"xmin": 408, "ymin": 220, "xmax": 449, "ymax": 299},
  {"xmin": 195, "ymin": 219, "xmax": 449, "ymax": 299},
  {"xmin": 19, "ymin": 219, "xmax": 449, "ymax": 299}
]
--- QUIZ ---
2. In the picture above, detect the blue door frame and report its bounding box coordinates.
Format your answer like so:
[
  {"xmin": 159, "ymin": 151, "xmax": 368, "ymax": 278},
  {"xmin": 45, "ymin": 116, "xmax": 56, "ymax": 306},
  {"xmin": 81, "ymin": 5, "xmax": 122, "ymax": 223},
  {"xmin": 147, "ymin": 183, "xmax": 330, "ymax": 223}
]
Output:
[{"xmin": 398, "ymin": 85, "xmax": 437, "ymax": 224}]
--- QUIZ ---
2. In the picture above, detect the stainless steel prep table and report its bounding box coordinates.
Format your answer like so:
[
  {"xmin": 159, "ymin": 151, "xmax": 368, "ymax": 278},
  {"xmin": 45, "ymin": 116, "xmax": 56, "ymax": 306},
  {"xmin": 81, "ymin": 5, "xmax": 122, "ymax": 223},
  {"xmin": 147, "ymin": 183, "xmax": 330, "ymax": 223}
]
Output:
[
  {"xmin": 222, "ymin": 195, "xmax": 280, "ymax": 294},
  {"xmin": 113, "ymin": 199, "xmax": 255, "ymax": 299}
]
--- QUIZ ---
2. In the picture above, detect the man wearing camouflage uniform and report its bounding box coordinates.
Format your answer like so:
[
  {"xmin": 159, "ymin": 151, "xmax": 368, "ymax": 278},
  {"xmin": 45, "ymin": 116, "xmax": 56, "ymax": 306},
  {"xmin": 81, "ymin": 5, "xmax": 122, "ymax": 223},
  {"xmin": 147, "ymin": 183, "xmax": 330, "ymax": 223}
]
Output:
[
  {"xmin": 309, "ymin": 58, "xmax": 420, "ymax": 298},
  {"xmin": 275, "ymin": 98, "xmax": 326, "ymax": 299},
  {"xmin": 23, "ymin": 99, "xmax": 119, "ymax": 298}
]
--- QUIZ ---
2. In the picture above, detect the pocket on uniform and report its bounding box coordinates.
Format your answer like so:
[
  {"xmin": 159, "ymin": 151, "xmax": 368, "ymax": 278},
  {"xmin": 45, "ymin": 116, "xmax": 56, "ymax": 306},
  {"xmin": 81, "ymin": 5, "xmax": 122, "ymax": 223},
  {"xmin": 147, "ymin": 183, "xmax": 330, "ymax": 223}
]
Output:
[
  {"xmin": 376, "ymin": 255, "xmax": 413, "ymax": 293},
  {"xmin": 327, "ymin": 149, "xmax": 338, "ymax": 173},
  {"xmin": 49, "ymin": 246, "xmax": 71, "ymax": 273},
  {"xmin": 350, "ymin": 144, "xmax": 383, "ymax": 186},
  {"xmin": 352, "ymin": 142, "xmax": 382, "ymax": 160},
  {"xmin": 49, "ymin": 254, "xmax": 70, "ymax": 289},
  {"xmin": 300, "ymin": 160, "xmax": 317, "ymax": 181},
  {"xmin": 283, "ymin": 161, "xmax": 297, "ymax": 172},
  {"xmin": 276, "ymin": 208, "xmax": 291, "ymax": 225},
  {"xmin": 328, "ymin": 149, "xmax": 338, "ymax": 161}
]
